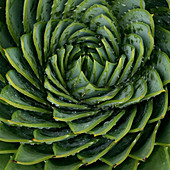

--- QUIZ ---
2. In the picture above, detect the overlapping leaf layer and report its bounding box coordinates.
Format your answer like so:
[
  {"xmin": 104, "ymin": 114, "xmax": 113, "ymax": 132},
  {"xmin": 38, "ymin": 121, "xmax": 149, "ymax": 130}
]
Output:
[{"xmin": 0, "ymin": 0, "xmax": 170, "ymax": 169}]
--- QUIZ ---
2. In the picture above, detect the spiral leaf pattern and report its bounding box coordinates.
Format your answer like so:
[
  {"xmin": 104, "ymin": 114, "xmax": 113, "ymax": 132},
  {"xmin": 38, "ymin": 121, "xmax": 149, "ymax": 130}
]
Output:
[{"xmin": 0, "ymin": 0, "xmax": 170, "ymax": 169}]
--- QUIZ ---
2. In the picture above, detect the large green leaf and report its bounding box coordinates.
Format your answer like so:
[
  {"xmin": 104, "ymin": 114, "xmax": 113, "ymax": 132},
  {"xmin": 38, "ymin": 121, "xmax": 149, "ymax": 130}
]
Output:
[
  {"xmin": 138, "ymin": 146, "xmax": 170, "ymax": 170},
  {"xmin": 0, "ymin": 85, "xmax": 51, "ymax": 113},
  {"xmin": 6, "ymin": 0, "xmax": 24, "ymax": 45},
  {"xmin": 53, "ymin": 135, "xmax": 98, "ymax": 158},
  {"xmin": 15, "ymin": 144, "xmax": 53, "ymax": 165}
]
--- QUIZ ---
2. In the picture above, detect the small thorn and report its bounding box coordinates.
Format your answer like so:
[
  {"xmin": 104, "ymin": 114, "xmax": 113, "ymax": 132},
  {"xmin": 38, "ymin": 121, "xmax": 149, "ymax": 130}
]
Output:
[
  {"xmin": 84, "ymin": 163, "xmax": 88, "ymax": 166},
  {"xmin": 143, "ymin": 157, "xmax": 148, "ymax": 162},
  {"xmin": 161, "ymin": 115, "xmax": 164, "ymax": 118},
  {"xmin": 113, "ymin": 164, "xmax": 117, "ymax": 168},
  {"xmin": 151, "ymin": 14, "xmax": 154, "ymax": 17},
  {"xmin": 140, "ymin": 128, "xmax": 143, "ymax": 131},
  {"xmin": 10, "ymin": 160, "xmax": 18, "ymax": 163},
  {"xmin": 52, "ymin": 156, "xmax": 57, "ymax": 158}
]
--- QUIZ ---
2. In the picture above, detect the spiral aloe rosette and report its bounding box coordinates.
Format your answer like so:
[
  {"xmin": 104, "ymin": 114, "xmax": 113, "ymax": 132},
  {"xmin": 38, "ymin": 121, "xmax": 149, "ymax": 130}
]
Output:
[{"xmin": 0, "ymin": 0, "xmax": 170, "ymax": 169}]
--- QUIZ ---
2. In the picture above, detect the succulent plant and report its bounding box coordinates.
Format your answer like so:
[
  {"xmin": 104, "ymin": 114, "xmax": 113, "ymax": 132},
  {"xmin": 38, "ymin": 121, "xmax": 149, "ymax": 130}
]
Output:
[{"xmin": 0, "ymin": 0, "xmax": 170, "ymax": 169}]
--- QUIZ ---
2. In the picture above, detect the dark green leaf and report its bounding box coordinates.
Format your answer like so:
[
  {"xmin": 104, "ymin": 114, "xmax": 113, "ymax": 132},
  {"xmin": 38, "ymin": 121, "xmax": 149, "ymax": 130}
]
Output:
[{"xmin": 15, "ymin": 144, "xmax": 53, "ymax": 165}]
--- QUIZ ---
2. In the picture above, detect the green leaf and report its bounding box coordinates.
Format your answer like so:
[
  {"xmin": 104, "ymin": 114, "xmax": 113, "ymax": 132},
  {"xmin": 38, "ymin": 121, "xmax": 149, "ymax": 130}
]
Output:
[
  {"xmin": 101, "ymin": 38, "xmax": 116, "ymax": 63},
  {"xmin": 77, "ymin": 138, "xmax": 115, "ymax": 164},
  {"xmin": 120, "ymin": 9, "xmax": 154, "ymax": 36},
  {"xmin": 83, "ymin": 86, "xmax": 121, "ymax": 105},
  {"xmin": 114, "ymin": 157, "xmax": 138, "ymax": 170},
  {"xmin": 36, "ymin": 0, "xmax": 53, "ymax": 22},
  {"xmin": 151, "ymin": 51, "xmax": 170, "ymax": 85},
  {"xmin": 88, "ymin": 110, "xmax": 125, "ymax": 136},
  {"xmin": 96, "ymin": 46, "xmax": 109, "ymax": 64},
  {"xmin": 23, "ymin": 0, "xmax": 39, "ymax": 33},
  {"xmin": 53, "ymin": 108, "xmax": 99, "ymax": 122},
  {"xmin": 0, "ymin": 22, "xmax": 15, "ymax": 51},
  {"xmin": 0, "ymin": 141, "xmax": 19, "ymax": 154},
  {"xmin": 96, "ymin": 26, "xmax": 119, "ymax": 57},
  {"xmin": 33, "ymin": 22, "xmax": 46, "ymax": 66},
  {"xmin": 107, "ymin": 58, "xmax": 128, "ymax": 80},
  {"xmin": 47, "ymin": 92, "xmax": 88, "ymax": 110},
  {"xmin": 45, "ymin": 156, "xmax": 82, "ymax": 170},
  {"xmin": 68, "ymin": 72, "xmax": 89, "ymax": 92},
  {"xmin": 82, "ymin": 4, "xmax": 115, "ymax": 24},
  {"xmin": 72, "ymin": 83, "xmax": 111, "ymax": 101},
  {"xmin": 118, "ymin": 44, "xmax": 135, "ymax": 83},
  {"xmin": 15, "ymin": 144, "xmax": 53, "ymax": 165},
  {"xmin": 151, "ymin": 7, "xmax": 170, "ymax": 31},
  {"xmin": 53, "ymin": 135, "xmax": 98, "ymax": 158},
  {"xmin": 130, "ymin": 100, "xmax": 153, "ymax": 132},
  {"xmin": 45, "ymin": 64, "xmax": 69, "ymax": 95},
  {"xmin": 142, "ymin": 68, "xmax": 165, "ymax": 101},
  {"xmin": 5, "ymin": 156, "xmax": 44, "ymax": 170},
  {"xmin": 56, "ymin": 47, "xmax": 66, "ymax": 78},
  {"xmin": 4, "ymin": 47, "xmax": 42, "ymax": 90},
  {"xmin": 44, "ymin": 19, "xmax": 59, "ymax": 61},
  {"xmin": 98, "ymin": 83, "xmax": 134, "ymax": 109},
  {"xmin": 66, "ymin": 58, "xmax": 82, "ymax": 81},
  {"xmin": 0, "ymin": 154, "xmax": 11, "ymax": 170},
  {"xmin": 156, "ymin": 112, "xmax": 170, "ymax": 146},
  {"xmin": 123, "ymin": 33, "xmax": 144, "ymax": 76},
  {"xmin": 58, "ymin": 22, "xmax": 86, "ymax": 47},
  {"xmin": 50, "ymin": 54, "xmax": 66, "ymax": 87},
  {"xmin": 129, "ymin": 122, "xmax": 160, "ymax": 161},
  {"xmin": 0, "ymin": 85, "xmax": 51, "ymax": 113},
  {"xmin": 0, "ymin": 123, "xmax": 33, "ymax": 143},
  {"xmin": 119, "ymin": 78, "xmax": 147, "ymax": 108},
  {"xmin": 68, "ymin": 28, "xmax": 95, "ymax": 44},
  {"xmin": 6, "ymin": 0, "xmax": 24, "ymax": 45},
  {"xmin": 50, "ymin": 19, "xmax": 72, "ymax": 55},
  {"xmin": 9, "ymin": 110, "xmax": 64, "ymax": 128},
  {"xmin": 155, "ymin": 26, "xmax": 170, "ymax": 57},
  {"xmin": 65, "ymin": 45, "xmax": 74, "ymax": 68},
  {"xmin": 51, "ymin": 0, "xmax": 67, "ymax": 20},
  {"xmin": 21, "ymin": 33, "xmax": 43, "ymax": 80},
  {"xmin": 33, "ymin": 127, "xmax": 75, "ymax": 143},
  {"xmin": 90, "ymin": 14, "xmax": 121, "ymax": 44},
  {"xmin": 68, "ymin": 110, "xmax": 112, "ymax": 134},
  {"xmin": 138, "ymin": 146, "xmax": 170, "ymax": 170},
  {"xmin": 105, "ymin": 106, "xmax": 137, "ymax": 141},
  {"xmin": 63, "ymin": 0, "xmax": 84, "ymax": 19},
  {"xmin": 6, "ymin": 70, "xmax": 47, "ymax": 104},
  {"xmin": 124, "ymin": 22, "xmax": 154, "ymax": 63},
  {"xmin": 145, "ymin": 0, "xmax": 169, "ymax": 10},
  {"xmin": 82, "ymin": 56, "xmax": 94, "ymax": 79},
  {"xmin": 73, "ymin": 0, "xmax": 109, "ymax": 21},
  {"xmin": 44, "ymin": 79, "xmax": 77, "ymax": 103},
  {"xmin": 0, "ymin": 102, "xmax": 17, "ymax": 123},
  {"xmin": 89, "ymin": 60, "xmax": 104, "ymax": 84},
  {"xmin": 149, "ymin": 88, "xmax": 168, "ymax": 123},
  {"xmin": 112, "ymin": 0, "xmax": 145, "ymax": 19},
  {"xmin": 101, "ymin": 133, "xmax": 141, "ymax": 166},
  {"xmin": 96, "ymin": 61, "xmax": 116, "ymax": 87}
]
